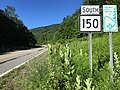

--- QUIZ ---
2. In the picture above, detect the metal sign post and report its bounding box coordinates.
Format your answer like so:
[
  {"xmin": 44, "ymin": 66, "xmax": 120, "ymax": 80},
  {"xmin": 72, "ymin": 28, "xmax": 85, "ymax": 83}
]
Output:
[
  {"xmin": 89, "ymin": 32, "xmax": 92, "ymax": 77},
  {"xmin": 109, "ymin": 32, "xmax": 114, "ymax": 83},
  {"xmin": 79, "ymin": 5, "xmax": 101, "ymax": 77}
]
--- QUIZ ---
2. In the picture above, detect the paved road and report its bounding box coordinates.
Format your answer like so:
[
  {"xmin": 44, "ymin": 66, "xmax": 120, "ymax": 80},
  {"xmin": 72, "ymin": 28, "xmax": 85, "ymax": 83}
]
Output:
[{"xmin": 0, "ymin": 45, "xmax": 48, "ymax": 77}]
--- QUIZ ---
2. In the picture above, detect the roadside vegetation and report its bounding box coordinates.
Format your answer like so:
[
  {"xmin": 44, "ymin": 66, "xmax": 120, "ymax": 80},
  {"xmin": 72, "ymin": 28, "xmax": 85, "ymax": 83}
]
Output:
[
  {"xmin": 1, "ymin": 32, "xmax": 120, "ymax": 89},
  {"xmin": 0, "ymin": 0, "xmax": 120, "ymax": 89}
]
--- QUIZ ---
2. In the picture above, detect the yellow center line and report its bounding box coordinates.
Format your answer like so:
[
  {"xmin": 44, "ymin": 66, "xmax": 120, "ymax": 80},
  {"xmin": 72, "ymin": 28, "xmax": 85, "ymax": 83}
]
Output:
[
  {"xmin": 0, "ymin": 50, "xmax": 33, "ymax": 60},
  {"xmin": 0, "ymin": 48, "xmax": 42, "ymax": 60}
]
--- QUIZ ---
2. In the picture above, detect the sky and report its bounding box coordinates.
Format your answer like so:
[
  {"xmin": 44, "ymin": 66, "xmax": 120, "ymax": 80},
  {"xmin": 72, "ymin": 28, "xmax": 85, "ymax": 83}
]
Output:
[{"xmin": 0, "ymin": 0, "xmax": 84, "ymax": 29}]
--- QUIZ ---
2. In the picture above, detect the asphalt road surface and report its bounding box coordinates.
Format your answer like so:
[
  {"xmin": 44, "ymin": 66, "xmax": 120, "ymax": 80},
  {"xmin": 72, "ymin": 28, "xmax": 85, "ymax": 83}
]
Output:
[{"xmin": 0, "ymin": 45, "xmax": 48, "ymax": 77}]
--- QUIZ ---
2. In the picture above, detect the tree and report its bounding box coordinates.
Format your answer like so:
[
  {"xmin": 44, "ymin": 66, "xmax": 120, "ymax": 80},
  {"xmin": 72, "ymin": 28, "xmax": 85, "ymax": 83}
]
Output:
[
  {"xmin": 4, "ymin": 6, "xmax": 18, "ymax": 18},
  {"xmin": 4, "ymin": 6, "xmax": 24, "ymax": 26}
]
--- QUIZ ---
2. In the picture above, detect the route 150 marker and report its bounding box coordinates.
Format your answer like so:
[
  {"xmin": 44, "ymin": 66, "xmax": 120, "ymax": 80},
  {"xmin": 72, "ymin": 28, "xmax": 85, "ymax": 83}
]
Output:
[
  {"xmin": 79, "ymin": 5, "xmax": 101, "ymax": 32},
  {"xmin": 79, "ymin": 5, "xmax": 101, "ymax": 77},
  {"xmin": 80, "ymin": 15, "xmax": 101, "ymax": 32}
]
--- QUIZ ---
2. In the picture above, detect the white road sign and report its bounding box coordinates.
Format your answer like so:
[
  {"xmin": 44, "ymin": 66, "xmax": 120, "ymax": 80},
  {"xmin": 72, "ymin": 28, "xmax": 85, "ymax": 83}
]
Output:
[
  {"xmin": 103, "ymin": 5, "xmax": 118, "ymax": 32},
  {"xmin": 79, "ymin": 15, "xmax": 101, "ymax": 32},
  {"xmin": 79, "ymin": 5, "xmax": 100, "ymax": 77},
  {"xmin": 81, "ymin": 5, "xmax": 99, "ymax": 15}
]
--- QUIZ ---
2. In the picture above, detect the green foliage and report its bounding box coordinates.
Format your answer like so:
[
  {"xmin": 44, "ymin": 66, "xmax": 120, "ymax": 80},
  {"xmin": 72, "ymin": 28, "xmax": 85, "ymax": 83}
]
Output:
[
  {"xmin": 4, "ymin": 6, "xmax": 17, "ymax": 17},
  {"xmin": 75, "ymin": 75, "xmax": 82, "ymax": 90},
  {"xmin": 114, "ymin": 52, "xmax": 120, "ymax": 89},
  {"xmin": 84, "ymin": 78, "xmax": 94, "ymax": 90},
  {"xmin": 31, "ymin": 24, "xmax": 59, "ymax": 45},
  {"xmin": 59, "ymin": 44, "xmax": 76, "ymax": 89},
  {"xmin": 46, "ymin": 44, "xmax": 96, "ymax": 90}
]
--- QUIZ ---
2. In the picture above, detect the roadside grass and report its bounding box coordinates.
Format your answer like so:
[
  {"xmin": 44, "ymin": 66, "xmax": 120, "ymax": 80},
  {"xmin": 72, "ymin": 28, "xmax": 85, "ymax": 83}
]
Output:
[
  {"xmin": 63, "ymin": 32, "xmax": 120, "ymax": 89},
  {"xmin": 44, "ymin": 32, "xmax": 120, "ymax": 89},
  {"xmin": 0, "ymin": 51, "xmax": 48, "ymax": 90}
]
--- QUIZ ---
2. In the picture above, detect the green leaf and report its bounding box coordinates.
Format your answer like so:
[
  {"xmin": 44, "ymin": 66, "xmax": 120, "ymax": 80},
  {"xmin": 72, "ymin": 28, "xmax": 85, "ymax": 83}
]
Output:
[{"xmin": 64, "ymin": 75, "xmax": 70, "ymax": 80}]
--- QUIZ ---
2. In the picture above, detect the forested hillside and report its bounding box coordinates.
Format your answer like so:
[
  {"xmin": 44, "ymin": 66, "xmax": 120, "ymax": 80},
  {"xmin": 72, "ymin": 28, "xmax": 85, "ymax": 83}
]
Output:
[
  {"xmin": 31, "ymin": 8, "xmax": 81, "ymax": 44},
  {"xmin": 0, "ymin": 6, "xmax": 36, "ymax": 52},
  {"xmin": 31, "ymin": 24, "xmax": 59, "ymax": 44},
  {"xmin": 31, "ymin": 0, "xmax": 120, "ymax": 45}
]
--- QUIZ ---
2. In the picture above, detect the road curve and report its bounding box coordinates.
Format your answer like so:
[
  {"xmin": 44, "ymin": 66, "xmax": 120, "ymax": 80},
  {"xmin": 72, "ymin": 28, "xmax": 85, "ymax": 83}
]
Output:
[{"xmin": 0, "ymin": 45, "xmax": 48, "ymax": 77}]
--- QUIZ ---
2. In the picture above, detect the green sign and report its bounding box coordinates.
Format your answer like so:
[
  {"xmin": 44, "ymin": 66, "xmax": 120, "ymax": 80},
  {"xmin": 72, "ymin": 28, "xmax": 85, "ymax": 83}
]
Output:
[{"xmin": 103, "ymin": 5, "xmax": 118, "ymax": 32}]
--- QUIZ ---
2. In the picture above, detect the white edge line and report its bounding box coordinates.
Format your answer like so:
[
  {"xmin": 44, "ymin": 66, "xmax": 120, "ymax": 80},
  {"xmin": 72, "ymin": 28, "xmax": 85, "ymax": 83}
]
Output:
[{"xmin": 0, "ymin": 48, "xmax": 48, "ymax": 78}]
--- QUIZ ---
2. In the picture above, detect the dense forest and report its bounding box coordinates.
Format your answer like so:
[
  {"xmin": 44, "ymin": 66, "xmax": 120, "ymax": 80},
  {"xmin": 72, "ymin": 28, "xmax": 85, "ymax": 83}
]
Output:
[
  {"xmin": 31, "ymin": 24, "xmax": 59, "ymax": 44},
  {"xmin": 0, "ymin": 6, "xmax": 36, "ymax": 52},
  {"xmin": 31, "ymin": 0, "xmax": 120, "ymax": 45}
]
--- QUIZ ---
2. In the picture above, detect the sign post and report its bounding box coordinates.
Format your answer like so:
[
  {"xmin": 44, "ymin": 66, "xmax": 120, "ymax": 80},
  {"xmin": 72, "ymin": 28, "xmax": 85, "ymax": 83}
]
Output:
[
  {"xmin": 103, "ymin": 5, "xmax": 118, "ymax": 83},
  {"xmin": 89, "ymin": 32, "xmax": 92, "ymax": 77},
  {"xmin": 79, "ymin": 5, "xmax": 101, "ymax": 77},
  {"xmin": 109, "ymin": 32, "xmax": 114, "ymax": 83}
]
